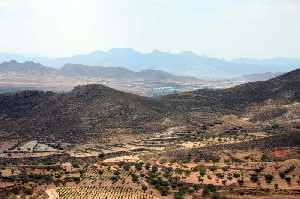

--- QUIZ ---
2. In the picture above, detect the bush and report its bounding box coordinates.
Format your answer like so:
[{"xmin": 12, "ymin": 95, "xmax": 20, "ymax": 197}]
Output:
[
  {"xmin": 284, "ymin": 176, "xmax": 291, "ymax": 184},
  {"xmin": 202, "ymin": 184, "xmax": 216, "ymax": 196},
  {"xmin": 199, "ymin": 168, "xmax": 206, "ymax": 177},
  {"xmin": 173, "ymin": 192, "xmax": 184, "ymax": 199},
  {"xmin": 130, "ymin": 173, "xmax": 139, "ymax": 183},
  {"xmin": 169, "ymin": 176, "xmax": 180, "ymax": 189},
  {"xmin": 73, "ymin": 176, "xmax": 80, "ymax": 183},
  {"xmin": 71, "ymin": 160, "xmax": 80, "ymax": 168},
  {"xmin": 285, "ymin": 165, "xmax": 296, "ymax": 174},
  {"xmin": 110, "ymin": 175, "xmax": 119, "ymax": 183},
  {"xmin": 237, "ymin": 178, "xmax": 244, "ymax": 186},
  {"xmin": 279, "ymin": 172, "xmax": 286, "ymax": 179},
  {"xmin": 25, "ymin": 187, "xmax": 33, "ymax": 195},
  {"xmin": 145, "ymin": 162, "xmax": 151, "ymax": 170},
  {"xmin": 151, "ymin": 165, "xmax": 158, "ymax": 173},
  {"xmin": 192, "ymin": 184, "xmax": 201, "ymax": 192},
  {"xmin": 122, "ymin": 163, "xmax": 131, "ymax": 171},
  {"xmin": 216, "ymin": 173, "xmax": 224, "ymax": 179},
  {"xmin": 178, "ymin": 184, "xmax": 190, "ymax": 194},
  {"xmin": 142, "ymin": 184, "xmax": 148, "ymax": 192},
  {"xmin": 134, "ymin": 162, "xmax": 143, "ymax": 171},
  {"xmin": 159, "ymin": 159, "xmax": 167, "ymax": 164},
  {"xmin": 158, "ymin": 185, "xmax": 170, "ymax": 196},
  {"xmin": 264, "ymin": 174, "xmax": 273, "ymax": 184},
  {"xmin": 210, "ymin": 165, "xmax": 217, "ymax": 172},
  {"xmin": 250, "ymin": 174, "xmax": 258, "ymax": 183},
  {"xmin": 233, "ymin": 172, "xmax": 240, "ymax": 178},
  {"xmin": 271, "ymin": 123, "xmax": 280, "ymax": 129},
  {"xmin": 175, "ymin": 168, "xmax": 183, "ymax": 175},
  {"xmin": 260, "ymin": 153, "xmax": 269, "ymax": 162},
  {"xmin": 162, "ymin": 167, "xmax": 173, "ymax": 178}
]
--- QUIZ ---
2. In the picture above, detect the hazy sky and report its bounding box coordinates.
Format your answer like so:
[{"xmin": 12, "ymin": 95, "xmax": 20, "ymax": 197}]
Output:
[{"xmin": 0, "ymin": 0, "xmax": 299, "ymax": 59}]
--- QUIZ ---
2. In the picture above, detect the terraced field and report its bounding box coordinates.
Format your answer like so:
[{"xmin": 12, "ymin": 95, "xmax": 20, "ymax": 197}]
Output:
[
  {"xmin": 57, "ymin": 186, "xmax": 161, "ymax": 199},
  {"xmin": 83, "ymin": 167, "xmax": 130, "ymax": 181}
]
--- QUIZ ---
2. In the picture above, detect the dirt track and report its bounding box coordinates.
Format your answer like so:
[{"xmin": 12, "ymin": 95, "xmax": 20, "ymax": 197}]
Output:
[{"xmin": 46, "ymin": 189, "xmax": 59, "ymax": 199}]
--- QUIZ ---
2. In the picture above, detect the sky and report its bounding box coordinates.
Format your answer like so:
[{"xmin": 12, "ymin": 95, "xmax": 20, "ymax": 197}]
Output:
[{"xmin": 0, "ymin": 0, "xmax": 299, "ymax": 59}]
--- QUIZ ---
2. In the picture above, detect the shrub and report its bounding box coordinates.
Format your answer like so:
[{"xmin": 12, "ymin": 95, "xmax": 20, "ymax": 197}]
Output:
[
  {"xmin": 25, "ymin": 187, "xmax": 33, "ymax": 195},
  {"xmin": 279, "ymin": 172, "xmax": 286, "ymax": 179},
  {"xmin": 110, "ymin": 175, "xmax": 119, "ymax": 183},
  {"xmin": 134, "ymin": 162, "xmax": 143, "ymax": 171},
  {"xmin": 122, "ymin": 163, "xmax": 131, "ymax": 171},
  {"xmin": 271, "ymin": 123, "xmax": 280, "ymax": 129},
  {"xmin": 284, "ymin": 176, "xmax": 291, "ymax": 184},
  {"xmin": 264, "ymin": 174, "xmax": 273, "ymax": 184},
  {"xmin": 192, "ymin": 184, "xmax": 201, "ymax": 192},
  {"xmin": 237, "ymin": 178, "xmax": 244, "ymax": 186},
  {"xmin": 151, "ymin": 165, "xmax": 158, "ymax": 173},
  {"xmin": 162, "ymin": 167, "xmax": 173, "ymax": 178},
  {"xmin": 71, "ymin": 160, "xmax": 80, "ymax": 168},
  {"xmin": 130, "ymin": 173, "xmax": 139, "ymax": 183},
  {"xmin": 142, "ymin": 184, "xmax": 148, "ymax": 192},
  {"xmin": 202, "ymin": 184, "xmax": 216, "ymax": 196},
  {"xmin": 250, "ymin": 174, "xmax": 258, "ymax": 183},
  {"xmin": 73, "ymin": 176, "xmax": 80, "ymax": 183},
  {"xmin": 210, "ymin": 165, "xmax": 217, "ymax": 172},
  {"xmin": 199, "ymin": 168, "xmax": 206, "ymax": 177},
  {"xmin": 254, "ymin": 167, "xmax": 264, "ymax": 173},
  {"xmin": 145, "ymin": 162, "xmax": 151, "ymax": 170},
  {"xmin": 178, "ymin": 184, "xmax": 190, "ymax": 194},
  {"xmin": 169, "ymin": 177, "xmax": 180, "ymax": 189},
  {"xmin": 285, "ymin": 165, "xmax": 296, "ymax": 174},
  {"xmin": 175, "ymin": 168, "xmax": 183, "ymax": 175},
  {"xmin": 158, "ymin": 185, "xmax": 170, "ymax": 196},
  {"xmin": 260, "ymin": 153, "xmax": 269, "ymax": 162},
  {"xmin": 173, "ymin": 192, "xmax": 184, "ymax": 199},
  {"xmin": 233, "ymin": 172, "xmax": 240, "ymax": 178},
  {"xmin": 159, "ymin": 159, "xmax": 167, "ymax": 164},
  {"xmin": 216, "ymin": 173, "xmax": 224, "ymax": 179}
]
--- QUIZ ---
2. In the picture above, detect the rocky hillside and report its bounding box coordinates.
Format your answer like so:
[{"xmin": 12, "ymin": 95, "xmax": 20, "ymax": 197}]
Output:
[
  {"xmin": 164, "ymin": 68, "xmax": 300, "ymax": 113},
  {"xmin": 0, "ymin": 84, "xmax": 169, "ymax": 142},
  {"xmin": 0, "ymin": 68, "xmax": 299, "ymax": 142}
]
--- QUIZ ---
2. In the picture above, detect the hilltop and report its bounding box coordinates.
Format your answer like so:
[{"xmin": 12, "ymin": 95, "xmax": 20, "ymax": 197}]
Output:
[{"xmin": 0, "ymin": 84, "xmax": 169, "ymax": 142}]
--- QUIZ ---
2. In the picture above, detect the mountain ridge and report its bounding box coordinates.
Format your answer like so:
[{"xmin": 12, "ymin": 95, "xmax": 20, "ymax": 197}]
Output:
[
  {"xmin": 0, "ymin": 60, "xmax": 198, "ymax": 82},
  {"xmin": 0, "ymin": 68, "xmax": 299, "ymax": 142},
  {"xmin": 1, "ymin": 49, "xmax": 300, "ymax": 78},
  {"xmin": 163, "ymin": 68, "xmax": 300, "ymax": 113}
]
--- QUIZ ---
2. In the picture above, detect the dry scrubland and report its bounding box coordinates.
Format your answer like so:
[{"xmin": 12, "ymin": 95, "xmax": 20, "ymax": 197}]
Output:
[
  {"xmin": 0, "ymin": 69, "xmax": 300, "ymax": 198},
  {"xmin": 1, "ymin": 113, "xmax": 300, "ymax": 199}
]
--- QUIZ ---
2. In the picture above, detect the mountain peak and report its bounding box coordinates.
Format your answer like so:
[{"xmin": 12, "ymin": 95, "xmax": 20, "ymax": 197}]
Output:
[{"xmin": 107, "ymin": 48, "xmax": 140, "ymax": 55}]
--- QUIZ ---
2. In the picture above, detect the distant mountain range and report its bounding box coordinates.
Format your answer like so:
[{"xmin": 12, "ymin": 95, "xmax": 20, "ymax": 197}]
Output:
[
  {"xmin": 0, "ymin": 60, "xmax": 198, "ymax": 82},
  {"xmin": 59, "ymin": 63, "xmax": 198, "ymax": 82},
  {"xmin": 1, "ymin": 49, "xmax": 299, "ymax": 79},
  {"xmin": 0, "ymin": 61, "xmax": 204, "ymax": 96}
]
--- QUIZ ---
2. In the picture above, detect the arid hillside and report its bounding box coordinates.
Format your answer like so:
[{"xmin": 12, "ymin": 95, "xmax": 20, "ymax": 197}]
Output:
[
  {"xmin": 0, "ymin": 84, "xmax": 170, "ymax": 142},
  {"xmin": 0, "ymin": 68, "xmax": 299, "ymax": 143},
  {"xmin": 163, "ymin": 68, "xmax": 300, "ymax": 113}
]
